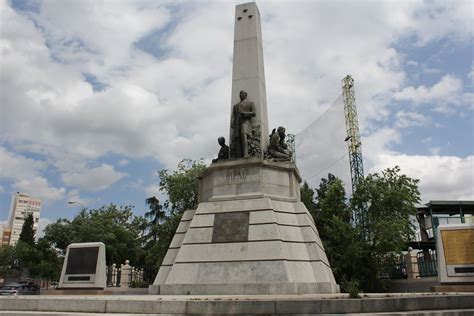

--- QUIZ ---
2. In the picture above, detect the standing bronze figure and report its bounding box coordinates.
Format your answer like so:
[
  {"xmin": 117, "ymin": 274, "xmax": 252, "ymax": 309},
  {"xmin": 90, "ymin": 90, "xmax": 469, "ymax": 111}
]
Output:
[{"xmin": 230, "ymin": 90, "xmax": 256, "ymax": 158}]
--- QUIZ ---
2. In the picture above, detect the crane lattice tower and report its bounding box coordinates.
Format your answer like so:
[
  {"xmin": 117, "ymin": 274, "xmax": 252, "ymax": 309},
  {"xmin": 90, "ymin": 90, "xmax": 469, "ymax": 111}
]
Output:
[{"xmin": 342, "ymin": 75, "xmax": 364, "ymax": 194}]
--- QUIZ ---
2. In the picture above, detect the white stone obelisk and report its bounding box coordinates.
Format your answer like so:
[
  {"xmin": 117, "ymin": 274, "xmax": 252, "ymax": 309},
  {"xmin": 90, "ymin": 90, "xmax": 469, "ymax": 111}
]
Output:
[{"xmin": 229, "ymin": 2, "xmax": 269, "ymax": 157}]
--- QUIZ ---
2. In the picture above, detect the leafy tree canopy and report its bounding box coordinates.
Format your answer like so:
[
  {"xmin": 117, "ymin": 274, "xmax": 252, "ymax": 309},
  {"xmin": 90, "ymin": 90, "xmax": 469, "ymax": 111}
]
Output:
[
  {"xmin": 158, "ymin": 159, "xmax": 207, "ymax": 214},
  {"xmin": 19, "ymin": 213, "xmax": 35, "ymax": 245},
  {"xmin": 304, "ymin": 166, "xmax": 420, "ymax": 292},
  {"xmin": 44, "ymin": 204, "xmax": 144, "ymax": 265},
  {"xmin": 144, "ymin": 159, "xmax": 207, "ymax": 271}
]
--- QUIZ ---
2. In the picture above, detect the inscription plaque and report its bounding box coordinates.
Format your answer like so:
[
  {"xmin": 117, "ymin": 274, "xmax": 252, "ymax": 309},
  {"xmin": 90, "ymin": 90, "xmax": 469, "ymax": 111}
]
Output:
[
  {"xmin": 441, "ymin": 229, "xmax": 474, "ymax": 265},
  {"xmin": 225, "ymin": 168, "xmax": 249, "ymax": 183},
  {"xmin": 66, "ymin": 247, "xmax": 99, "ymax": 274},
  {"xmin": 212, "ymin": 212, "xmax": 249, "ymax": 242}
]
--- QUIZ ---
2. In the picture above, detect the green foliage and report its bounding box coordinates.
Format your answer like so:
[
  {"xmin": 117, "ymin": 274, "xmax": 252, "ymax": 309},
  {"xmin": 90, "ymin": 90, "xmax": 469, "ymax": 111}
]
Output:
[
  {"xmin": 0, "ymin": 245, "xmax": 17, "ymax": 276},
  {"xmin": 145, "ymin": 212, "xmax": 182, "ymax": 267},
  {"xmin": 311, "ymin": 174, "xmax": 361, "ymax": 290},
  {"xmin": 350, "ymin": 166, "xmax": 420, "ymax": 291},
  {"xmin": 301, "ymin": 181, "xmax": 317, "ymax": 218},
  {"xmin": 144, "ymin": 159, "xmax": 208, "ymax": 274},
  {"xmin": 19, "ymin": 213, "xmax": 35, "ymax": 245},
  {"xmin": 0, "ymin": 239, "xmax": 62, "ymax": 284},
  {"xmin": 304, "ymin": 166, "xmax": 420, "ymax": 293},
  {"xmin": 144, "ymin": 196, "xmax": 166, "ymax": 242},
  {"xmin": 15, "ymin": 239, "xmax": 62, "ymax": 282},
  {"xmin": 44, "ymin": 204, "xmax": 145, "ymax": 265},
  {"xmin": 29, "ymin": 239, "xmax": 63, "ymax": 282},
  {"xmin": 351, "ymin": 166, "xmax": 420, "ymax": 252},
  {"xmin": 158, "ymin": 159, "xmax": 207, "ymax": 213},
  {"xmin": 344, "ymin": 279, "xmax": 361, "ymax": 298}
]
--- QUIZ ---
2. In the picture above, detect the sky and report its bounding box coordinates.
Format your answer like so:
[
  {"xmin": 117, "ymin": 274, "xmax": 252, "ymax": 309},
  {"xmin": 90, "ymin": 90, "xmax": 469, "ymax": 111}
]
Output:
[{"xmin": 0, "ymin": 0, "xmax": 472, "ymax": 231}]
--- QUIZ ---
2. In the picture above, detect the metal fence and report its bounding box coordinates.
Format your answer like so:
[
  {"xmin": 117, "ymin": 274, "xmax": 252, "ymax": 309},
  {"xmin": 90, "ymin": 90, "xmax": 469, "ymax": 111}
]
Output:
[
  {"xmin": 106, "ymin": 262, "xmax": 146, "ymax": 287},
  {"xmin": 417, "ymin": 250, "xmax": 438, "ymax": 277},
  {"xmin": 380, "ymin": 253, "xmax": 407, "ymax": 279}
]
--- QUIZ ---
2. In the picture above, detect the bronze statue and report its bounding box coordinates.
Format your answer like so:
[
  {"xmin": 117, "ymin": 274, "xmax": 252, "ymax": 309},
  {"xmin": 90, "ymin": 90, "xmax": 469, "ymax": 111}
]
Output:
[
  {"xmin": 212, "ymin": 136, "xmax": 230, "ymax": 163},
  {"xmin": 268, "ymin": 126, "xmax": 292, "ymax": 161},
  {"xmin": 230, "ymin": 90, "xmax": 256, "ymax": 158}
]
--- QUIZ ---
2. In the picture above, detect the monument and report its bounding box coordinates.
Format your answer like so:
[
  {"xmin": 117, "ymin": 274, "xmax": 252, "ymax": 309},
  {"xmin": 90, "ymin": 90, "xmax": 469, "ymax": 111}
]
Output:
[
  {"xmin": 58, "ymin": 242, "xmax": 107, "ymax": 290},
  {"xmin": 150, "ymin": 2, "xmax": 339, "ymax": 295},
  {"xmin": 436, "ymin": 223, "xmax": 474, "ymax": 285}
]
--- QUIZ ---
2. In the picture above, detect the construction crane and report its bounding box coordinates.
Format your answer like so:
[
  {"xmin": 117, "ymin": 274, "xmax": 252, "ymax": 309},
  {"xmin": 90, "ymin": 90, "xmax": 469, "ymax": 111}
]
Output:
[{"xmin": 342, "ymin": 75, "xmax": 364, "ymax": 194}]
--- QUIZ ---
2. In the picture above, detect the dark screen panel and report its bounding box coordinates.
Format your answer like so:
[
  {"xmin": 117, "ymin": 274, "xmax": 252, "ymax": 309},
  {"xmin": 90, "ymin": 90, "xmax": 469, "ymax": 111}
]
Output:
[
  {"xmin": 454, "ymin": 267, "xmax": 474, "ymax": 273},
  {"xmin": 65, "ymin": 247, "xmax": 99, "ymax": 274},
  {"xmin": 68, "ymin": 276, "xmax": 91, "ymax": 281}
]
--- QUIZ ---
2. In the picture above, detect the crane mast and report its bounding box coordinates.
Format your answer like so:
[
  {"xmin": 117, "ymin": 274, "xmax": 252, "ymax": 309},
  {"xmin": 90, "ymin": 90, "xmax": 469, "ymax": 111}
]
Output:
[{"xmin": 342, "ymin": 75, "xmax": 364, "ymax": 194}]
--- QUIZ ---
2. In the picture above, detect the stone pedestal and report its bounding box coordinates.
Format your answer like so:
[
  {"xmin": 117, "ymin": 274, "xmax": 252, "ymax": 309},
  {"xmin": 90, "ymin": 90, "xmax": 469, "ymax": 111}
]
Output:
[
  {"xmin": 406, "ymin": 248, "xmax": 420, "ymax": 279},
  {"xmin": 58, "ymin": 242, "xmax": 106, "ymax": 290},
  {"xmin": 150, "ymin": 159, "xmax": 339, "ymax": 295},
  {"xmin": 120, "ymin": 260, "xmax": 132, "ymax": 289}
]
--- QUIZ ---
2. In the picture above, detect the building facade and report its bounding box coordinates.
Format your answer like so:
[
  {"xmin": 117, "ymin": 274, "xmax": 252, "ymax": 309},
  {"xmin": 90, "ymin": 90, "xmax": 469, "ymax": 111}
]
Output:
[
  {"xmin": 0, "ymin": 224, "xmax": 5, "ymax": 247},
  {"xmin": 7, "ymin": 192, "xmax": 42, "ymax": 246}
]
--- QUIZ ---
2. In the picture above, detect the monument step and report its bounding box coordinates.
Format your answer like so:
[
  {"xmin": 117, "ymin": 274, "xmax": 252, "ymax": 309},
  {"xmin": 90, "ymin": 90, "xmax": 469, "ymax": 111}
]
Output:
[
  {"xmin": 1, "ymin": 309, "xmax": 474, "ymax": 316},
  {"xmin": 1, "ymin": 293, "xmax": 473, "ymax": 315}
]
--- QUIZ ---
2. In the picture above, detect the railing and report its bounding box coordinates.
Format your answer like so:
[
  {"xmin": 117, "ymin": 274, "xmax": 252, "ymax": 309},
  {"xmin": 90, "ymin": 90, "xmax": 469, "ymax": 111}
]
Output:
[
  {"xmin": 417, "ymin": 250, "xmax": 438, "ymax": 277},
  {"xmin": 380, "ymin": 253, "xmax": 407, "ymax": 279},
  {"xmin": 106, "ymin": 261, "xmax": 146, "ymax": 287}
]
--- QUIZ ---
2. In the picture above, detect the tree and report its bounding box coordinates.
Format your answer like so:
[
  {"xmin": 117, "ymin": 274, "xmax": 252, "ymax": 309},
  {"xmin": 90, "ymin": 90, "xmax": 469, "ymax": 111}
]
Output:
[
  {"xmin": 309, "ymin": 175, "xmax": 361, "ymax": 291},
  {"xmin": 144, "ymin": 196, "xmax": 166, "ymax": 242},
  {"xmin": 44, "ymin": 204, "xmax": 145, "ymax": 265},
  {"xmin": 28, "ymin": 239, "xmax": 63, "ymax": 287},
  {"xmin": 301, "ymin": 181, "xmax": 317, "ymax": 218},
  {"xmin": 158, "ymin": 159, "xmax": 207, "ymax": 214},
  {"xmin": 306, "ymin": 167, "xmax": 420, "ymax": 292},
  {"xmin": 19, "ymin": 213, "xmax": 35, "ymax": 245},
  {"xmin": 144, "ymin": 159, "xmax": 207, "ymax": 271},
  {"xmin": 0, "ymin": 245, "xmax": 17, "ymax": 276},
  {"xmin": 350, "ymin": 166, "xmax": 420, "ymax": 291}
]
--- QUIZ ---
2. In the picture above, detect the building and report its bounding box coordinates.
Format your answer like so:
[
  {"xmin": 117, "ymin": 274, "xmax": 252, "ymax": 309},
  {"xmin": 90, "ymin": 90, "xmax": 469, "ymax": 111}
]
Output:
[
  {"xmin": 0, "ymin": 226, "xmax": 12, "ymax": 247},
  {"xmin": 6, "ymin": 192, "xmax": 42, "ymax": 246},
  {"xmin": 415, "ymin": 201, "xmax": 474, "ymax": 245},
  {"xmin": 0, "ymin": 224, "xmax": 5, "ymax": 247}
]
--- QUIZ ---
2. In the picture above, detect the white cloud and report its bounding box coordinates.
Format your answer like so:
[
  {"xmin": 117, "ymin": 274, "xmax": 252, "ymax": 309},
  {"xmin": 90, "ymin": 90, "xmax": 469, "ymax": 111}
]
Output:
[
  {"xmin": 2, "ymin": 0, "xmax": 470, "ymax": 171},
  {"xmin": 395, "ymin": 111, "xmax": 431, "ymax": 128},
  {"xmin": 430, "ymin": 147, "xmax": 441, "ymax": 155},
  {"xmin": 369, "ymin": 154, "xmax": 474, "ymax": 202},
  {"xmin": 118, "ymin": 159, "xmax": 129, "ymax": 166},
  {"xmin": 0, "ymin": 1, "xmax": 472, "ymax": 214},
  {"xmin": 0, "ymin": 147, "xmax": 46, "ymax": 180},
  {"xmin": 36, "ymin": 217, "xmax": 54, "ymax": 239},
  {"xmin": 468, "ymin": 63, "xmax": 474, "ymax": 80},
  {"xmin": 0, "ymin": 147, "xmax": 65, "ymax": 202},
  {"xmin": 66, "ymin": 189, "xmax": 93, "ymax": 208},
  {"xmin": 407, "ymin": 0, "xmax": 472, "ymax": 45},
  {"xmin": 362, "ymin": 124, "xmax": 473, "ymax": 202},
  {"xmin": 393, "ymin": 75, "xmax": 463, "ymax": 106},
  {"xmin": 62, "ymin": 164, "xmax": 126, "ymax": 191},
  {"xmin": 145, "ymin": 184, "xmax": 160, "ymax": 199},
  {"xmin": 12, "ymin": 176, "xmax": 66, "ymax": 202}
]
